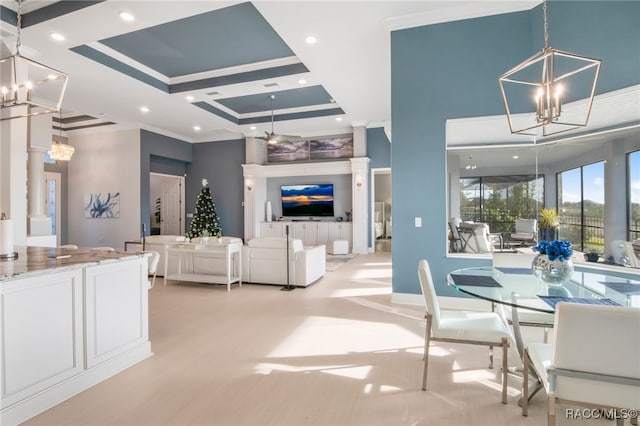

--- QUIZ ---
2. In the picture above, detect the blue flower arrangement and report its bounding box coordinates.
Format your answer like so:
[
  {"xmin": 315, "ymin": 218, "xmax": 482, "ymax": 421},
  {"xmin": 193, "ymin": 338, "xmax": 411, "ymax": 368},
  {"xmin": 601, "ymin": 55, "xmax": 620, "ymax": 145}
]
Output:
[{"xmin": 532, "ymin": 240, "xmax": 573, "ymax": 261}]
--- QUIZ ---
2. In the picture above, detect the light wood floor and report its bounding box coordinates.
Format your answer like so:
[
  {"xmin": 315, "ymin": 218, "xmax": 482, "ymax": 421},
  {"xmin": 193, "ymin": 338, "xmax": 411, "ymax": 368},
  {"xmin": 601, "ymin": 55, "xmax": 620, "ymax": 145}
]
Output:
[{"xmin": 26, "ymin": 252, "xmax": 611, "ymax": 426}]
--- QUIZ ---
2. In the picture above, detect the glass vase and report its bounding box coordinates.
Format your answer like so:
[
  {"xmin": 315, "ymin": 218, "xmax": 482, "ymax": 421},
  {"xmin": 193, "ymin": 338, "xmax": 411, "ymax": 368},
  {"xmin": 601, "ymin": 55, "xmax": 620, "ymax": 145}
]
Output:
[{"xmin": 531, "ymin": 254, "xmax": 574, "ymax": 285}]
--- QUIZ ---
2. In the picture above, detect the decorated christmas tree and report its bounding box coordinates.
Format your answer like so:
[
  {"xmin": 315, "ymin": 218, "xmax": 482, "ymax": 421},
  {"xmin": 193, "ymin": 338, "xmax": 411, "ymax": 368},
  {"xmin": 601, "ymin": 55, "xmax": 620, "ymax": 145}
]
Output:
[{"xmin": 188, "ymin": 179, "xmax": 222, "ymax": 238}]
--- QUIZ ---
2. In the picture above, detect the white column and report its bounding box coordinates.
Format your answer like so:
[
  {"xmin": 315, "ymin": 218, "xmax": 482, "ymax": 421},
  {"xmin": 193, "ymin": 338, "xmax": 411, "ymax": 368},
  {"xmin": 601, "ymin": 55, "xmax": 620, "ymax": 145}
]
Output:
[
  {"xmin": 0, "ymin": 110, "xmax": 29, "ymax": 246},
  {"xmin": 27, "ymin": 115, "xmax": 53, "ymax": 236},
  {"xmin": 604, "ymin": 139, "xmax": 626, "ymax": 259},
  {"xmin": 242, "ymin": 164, "xmax": 266, "ymax": 241},
  {"xmin": 350, "ymin": 157, "xmax": 370, "ymax": 254}
]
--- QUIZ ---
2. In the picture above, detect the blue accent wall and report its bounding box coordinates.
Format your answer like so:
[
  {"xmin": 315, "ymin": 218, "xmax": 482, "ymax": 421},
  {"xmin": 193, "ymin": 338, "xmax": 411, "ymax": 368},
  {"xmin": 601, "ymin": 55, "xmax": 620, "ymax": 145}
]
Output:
[
  {"xmin": 140, "ymin": 130, "xmax": 193, "ymax": 236},
  {"xmin": 367, "ymin": 127, "xmax": 391, "ymax": 169},
  {"xmin": 186, "ymin": 140, "xmax": 246, "ymax": 239},
  {"xmin": 391, "ymin": 1, "xmax": 640, "ymax": 296}
]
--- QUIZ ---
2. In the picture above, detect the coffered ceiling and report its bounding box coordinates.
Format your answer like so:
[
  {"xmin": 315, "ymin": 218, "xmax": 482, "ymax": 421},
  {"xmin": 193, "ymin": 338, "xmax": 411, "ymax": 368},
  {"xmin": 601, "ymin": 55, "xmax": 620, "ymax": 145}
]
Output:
[{"xmin": 0, "ymin": 1, "xmax": 540, "ymax": 142}]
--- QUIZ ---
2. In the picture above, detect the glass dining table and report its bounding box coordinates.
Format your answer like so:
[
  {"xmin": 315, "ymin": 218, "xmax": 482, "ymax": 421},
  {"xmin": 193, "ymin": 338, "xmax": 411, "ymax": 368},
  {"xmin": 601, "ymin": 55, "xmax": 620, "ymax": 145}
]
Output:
[{"xmin": 447, "ymin": 266, "xmax": 640, "ymax": 314}]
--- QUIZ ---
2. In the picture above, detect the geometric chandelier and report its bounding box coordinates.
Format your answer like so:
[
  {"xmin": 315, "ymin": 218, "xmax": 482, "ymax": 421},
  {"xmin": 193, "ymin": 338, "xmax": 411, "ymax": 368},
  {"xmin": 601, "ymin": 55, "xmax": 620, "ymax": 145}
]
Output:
[
  {"xmin": 498, "ymin": 1, "xmax": 601, "ymax": 137},
  {"xmin": 0, "ymin": 0, "xmax": 68, "ymax": 121}
]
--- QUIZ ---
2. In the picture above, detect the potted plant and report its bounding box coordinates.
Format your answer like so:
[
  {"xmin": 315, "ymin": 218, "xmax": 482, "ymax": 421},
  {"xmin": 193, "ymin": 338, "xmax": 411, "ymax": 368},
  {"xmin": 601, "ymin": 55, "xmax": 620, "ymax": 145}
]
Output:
[
  {"xmin": 539, "ymin": 208, "xmax": 559, "ymax": 241},
  {"xmin": 584, "ymin": 250, "xmax": 600, "ymax": 262}
]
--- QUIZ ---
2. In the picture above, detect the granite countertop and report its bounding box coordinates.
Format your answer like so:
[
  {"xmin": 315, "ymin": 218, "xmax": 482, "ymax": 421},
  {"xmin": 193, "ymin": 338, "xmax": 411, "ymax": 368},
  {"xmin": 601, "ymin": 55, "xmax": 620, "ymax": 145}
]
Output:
[{"xmin": 0, "ymin": 246, "xmax": 144, "ymax": 282}]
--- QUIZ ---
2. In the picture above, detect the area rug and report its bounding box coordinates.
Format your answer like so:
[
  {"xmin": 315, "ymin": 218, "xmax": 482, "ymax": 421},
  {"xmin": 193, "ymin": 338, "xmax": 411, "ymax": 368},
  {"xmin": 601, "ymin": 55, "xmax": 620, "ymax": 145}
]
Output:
[{"xmin": 326, "ymin": 253, "xmax": 357, "ymax": 271}]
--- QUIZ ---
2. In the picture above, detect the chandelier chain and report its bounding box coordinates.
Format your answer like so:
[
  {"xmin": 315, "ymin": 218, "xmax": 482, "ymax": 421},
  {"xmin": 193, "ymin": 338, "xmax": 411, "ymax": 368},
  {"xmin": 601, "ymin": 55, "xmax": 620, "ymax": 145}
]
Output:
[
  {"xmin": 16, "ymin": 0, "xmax": 22, "ymax": 54},
  {"xmin": 543, "ymin": 0, "xmax": 549, "ymax": 49}
]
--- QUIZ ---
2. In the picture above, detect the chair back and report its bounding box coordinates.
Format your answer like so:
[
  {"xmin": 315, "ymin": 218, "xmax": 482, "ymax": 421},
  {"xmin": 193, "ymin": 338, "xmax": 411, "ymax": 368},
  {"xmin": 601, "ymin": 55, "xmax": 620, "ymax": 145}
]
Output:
[
  {"xmin": 553, "ymin": 303, "xmax": 640, "ymax": 378},
  {"xmin": 515, "ymin": 219, "xmax": 537, "ymax": 234},
  {"xmin": 552, "ymin": 303, "xmax": 640, "ymax": 406},
  {"xmin": 418, "ymin": 259, "xmax": 441, "ymax": 330},
  {"xmin": 92, "ymin": 246, "xmax": 115, "ymax": 252},
  {"xmin": 448, "ymin": 218, "xmax": 462, "ymax": 241},
  {"xmin": 145, "ymin": 251, "xmax": 160, "ymax": 274}
]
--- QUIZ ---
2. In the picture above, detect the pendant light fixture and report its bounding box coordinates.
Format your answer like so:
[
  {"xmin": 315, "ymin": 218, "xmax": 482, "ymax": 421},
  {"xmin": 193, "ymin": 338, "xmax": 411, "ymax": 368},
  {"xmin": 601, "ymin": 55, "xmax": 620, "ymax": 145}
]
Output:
[
  {"xmin": 498, "ymin": 1, "xmax": 601, "ymax": 137},
  {"xmin": 0, "ymin": 0, "xmax": 69, "ymax": 121},
  {"xmin": 49, "ymin": 110, "xmax": 74, "ymax": 161}
]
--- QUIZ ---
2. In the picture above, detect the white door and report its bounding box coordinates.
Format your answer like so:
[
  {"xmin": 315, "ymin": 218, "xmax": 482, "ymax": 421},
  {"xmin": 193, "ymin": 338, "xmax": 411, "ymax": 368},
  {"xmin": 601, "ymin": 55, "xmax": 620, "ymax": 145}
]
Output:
[
  {"xmin": 44, "ymin": 172, "xmax": 61, "ymax": 246},
  {"xmin": 160, "ymin": 177, "xmax": 183, "ymax": 235}
]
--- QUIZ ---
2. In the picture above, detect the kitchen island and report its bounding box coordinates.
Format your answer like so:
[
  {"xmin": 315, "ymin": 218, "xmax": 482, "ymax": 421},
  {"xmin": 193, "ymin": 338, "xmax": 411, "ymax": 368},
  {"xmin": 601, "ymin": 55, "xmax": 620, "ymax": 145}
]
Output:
[{"xmin": 0, "ymin": 246, "xmax": 152, "ymax": 425}]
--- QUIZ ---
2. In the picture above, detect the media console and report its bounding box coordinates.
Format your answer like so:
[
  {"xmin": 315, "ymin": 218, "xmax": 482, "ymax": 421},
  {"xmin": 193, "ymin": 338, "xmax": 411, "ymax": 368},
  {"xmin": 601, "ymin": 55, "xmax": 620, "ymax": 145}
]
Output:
[{"xmin": 260, "ymin": 221, "xmax": 352, "ymax": 249}]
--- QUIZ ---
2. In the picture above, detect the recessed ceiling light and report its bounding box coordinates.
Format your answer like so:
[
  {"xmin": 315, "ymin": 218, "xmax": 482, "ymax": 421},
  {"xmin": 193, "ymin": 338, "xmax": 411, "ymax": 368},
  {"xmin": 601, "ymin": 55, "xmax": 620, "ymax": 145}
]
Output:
[
  {"xmin": 193, "ymin": 126, "xmax": 201, "ymax": 131},
  {"xmin": 185, "ymin": 95, "xmax": 194, "ymax": 101},
  {"xmin": 50, "ymin": 32, "xmax": 65, "ymax": 41},
  {"xmin": 139, "ymin": 106, "xmax": 149, "ymax": 113},
  {"xmin": 336, "ymin": 117, "xmax": 343, "ymax": 122},
  {"xmin": 305, "ymin": 35, "xmax": 317, "ymax": 45},
  {"xmin": 298, "ymin": 79, "xmax": 307, "ymax": 85},
  {"xmin": 119, "ymin": 11, "xmax": 135, "ymax": 22},
  {"xmin": 512, "ymin": 155, "xmax": 520, "ymax": 159},
  {"xmin": 250, "ymin": 126, "xmax": 256, "ymax": 130}
]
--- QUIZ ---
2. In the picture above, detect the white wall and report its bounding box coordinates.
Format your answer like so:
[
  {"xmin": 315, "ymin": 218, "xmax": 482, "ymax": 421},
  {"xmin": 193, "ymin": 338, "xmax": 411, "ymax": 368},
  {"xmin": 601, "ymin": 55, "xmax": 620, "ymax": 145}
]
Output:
[{"xmin": 67, "ymin": 130, "xmax": 140, "ymax": 249}]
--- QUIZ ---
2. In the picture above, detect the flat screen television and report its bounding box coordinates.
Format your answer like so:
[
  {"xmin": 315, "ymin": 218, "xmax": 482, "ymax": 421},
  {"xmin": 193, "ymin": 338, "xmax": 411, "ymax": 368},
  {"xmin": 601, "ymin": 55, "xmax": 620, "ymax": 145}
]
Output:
[{"xmin": 281, "ymin": 184, "xmax": 334, "ymax": 217}]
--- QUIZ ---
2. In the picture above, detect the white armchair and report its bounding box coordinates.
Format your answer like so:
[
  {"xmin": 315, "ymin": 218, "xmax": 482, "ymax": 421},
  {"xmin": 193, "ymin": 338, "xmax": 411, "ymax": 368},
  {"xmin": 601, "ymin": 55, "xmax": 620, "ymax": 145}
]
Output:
[
  {"xmin": 242, "ymin": 237, "xmax": 326, "ymax": 287},
  {"xmin": 457, "ymin": 222, "xmax": 500, "ymax": 253},
  {"xmin": 522, "ymin": 303, "xmax": 640, "ymax": 424},
  {"xmin": 510, "ymin": 219, "xmax": 537, "ymax": 246}
]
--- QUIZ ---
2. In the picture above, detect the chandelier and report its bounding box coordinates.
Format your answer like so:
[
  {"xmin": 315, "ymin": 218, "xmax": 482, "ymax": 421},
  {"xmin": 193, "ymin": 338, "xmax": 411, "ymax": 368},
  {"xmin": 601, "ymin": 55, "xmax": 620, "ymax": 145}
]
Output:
[
  {"xmin": 0, "ymin": 0, "xmax": 68, "ymax": 121},
  {"xmin": 49, "ymin": 111, "xmax": 74, "ymax": 161},
  {"xmin": 498, "ymin": 1, "xmax": 601, "ymax": 137}
]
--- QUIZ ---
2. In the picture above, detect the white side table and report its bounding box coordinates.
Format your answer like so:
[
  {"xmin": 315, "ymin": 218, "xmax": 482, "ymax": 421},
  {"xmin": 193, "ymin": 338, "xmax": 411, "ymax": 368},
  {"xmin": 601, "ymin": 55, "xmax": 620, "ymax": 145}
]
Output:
[{"xmin": 164, "ymin": 242, "xmax": 242, "ymax": 291}]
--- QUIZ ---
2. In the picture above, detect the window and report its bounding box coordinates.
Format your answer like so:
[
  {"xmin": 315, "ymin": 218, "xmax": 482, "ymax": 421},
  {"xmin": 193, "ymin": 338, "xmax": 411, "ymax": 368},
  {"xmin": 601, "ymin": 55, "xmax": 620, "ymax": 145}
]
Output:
[
  {"xmin": 460, "ymin": 175, "xmax": 543, "ymax": 233},
  {"xmin": 629, "ymin": 150, "xmax": 640, "ymax": 240},
  {"xmin": 557, "ymin": 161, "xmax": 605, "ymax": 252}
]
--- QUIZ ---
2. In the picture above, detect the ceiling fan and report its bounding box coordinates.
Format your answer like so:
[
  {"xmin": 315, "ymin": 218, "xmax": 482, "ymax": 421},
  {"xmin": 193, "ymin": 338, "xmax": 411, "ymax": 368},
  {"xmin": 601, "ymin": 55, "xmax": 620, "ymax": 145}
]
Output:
[{"xmin": 256, "ymin": 95, "xmax": 300, "ymax": 144}]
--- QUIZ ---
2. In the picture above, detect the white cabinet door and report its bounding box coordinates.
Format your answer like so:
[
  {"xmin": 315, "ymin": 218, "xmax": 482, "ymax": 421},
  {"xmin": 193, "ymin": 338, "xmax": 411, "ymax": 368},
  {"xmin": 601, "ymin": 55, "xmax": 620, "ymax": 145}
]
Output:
[
  {"xmin": 292, "ymin": 222, "xmax": 318, "ymax": 246},
  {"xmin": 1, "ymin": 270, "xmax": 83, "ymax": 407},
  {"xmin": 261, "ymin": 222, "xmax": 284, "ymax": 238},
  {"xmin": 329, "ymin": 223, "xmax": 352, "ymax": 247},
  {"xmin": 316, "ymin": 222, "xmax": 329, "ymax": 245},
  {"xmin": 84, "ymin": 258, "xmax": 148, "ymax": 368}
]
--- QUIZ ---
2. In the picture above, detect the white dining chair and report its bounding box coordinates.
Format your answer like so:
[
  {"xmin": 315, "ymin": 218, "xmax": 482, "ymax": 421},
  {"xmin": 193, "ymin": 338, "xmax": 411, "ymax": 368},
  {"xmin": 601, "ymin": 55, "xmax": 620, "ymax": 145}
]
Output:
[
  {"xmin": 143, "ymin": 251, "xmax": 160, "ymax": 289},
  {"xmin": 522, "ymin": 302, "xmax": 640, "ymax": 424},
  {"xmin": 418, "ymin": 259, "xmax": 513, "ymax": 403}
]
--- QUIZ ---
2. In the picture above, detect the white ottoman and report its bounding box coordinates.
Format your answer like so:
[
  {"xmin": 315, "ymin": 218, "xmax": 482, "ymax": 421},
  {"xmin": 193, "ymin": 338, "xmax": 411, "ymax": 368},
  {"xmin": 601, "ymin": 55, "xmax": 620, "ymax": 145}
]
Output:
[{"xmin": 328, "ymin": 240, "xmax": 349, "ymax": 255}]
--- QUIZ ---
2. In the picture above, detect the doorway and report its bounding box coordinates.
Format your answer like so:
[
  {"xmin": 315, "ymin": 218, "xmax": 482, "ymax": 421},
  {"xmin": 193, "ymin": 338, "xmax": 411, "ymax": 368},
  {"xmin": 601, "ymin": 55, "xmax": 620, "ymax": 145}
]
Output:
[
  {"xmin": 45, "ymin": 172, "xmax": 61, "ymax": 246},
  {"xmin": 371, "ymin": 168, "xmax": 392, "ymax": 252},
  {"xmin": 150, "ymin": 172, "xmax": 185, "ymax": 236}
]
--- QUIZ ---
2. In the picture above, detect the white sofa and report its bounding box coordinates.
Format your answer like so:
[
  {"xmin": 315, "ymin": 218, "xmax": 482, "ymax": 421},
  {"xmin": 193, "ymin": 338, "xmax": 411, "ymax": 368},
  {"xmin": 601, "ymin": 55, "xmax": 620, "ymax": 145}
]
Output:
[
  {"xmin": 242, "ymin": 237, "xmax": 326, "ymax": 287},
  {"xmin": 143, "ymin": 235, "xmax": 187, "ymax": 276}
]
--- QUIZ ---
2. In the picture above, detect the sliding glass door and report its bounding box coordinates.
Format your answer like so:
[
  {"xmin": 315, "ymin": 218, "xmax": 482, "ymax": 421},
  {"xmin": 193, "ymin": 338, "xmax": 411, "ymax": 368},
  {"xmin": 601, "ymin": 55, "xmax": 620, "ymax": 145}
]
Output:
[{"xmin": 557, "ymin": 162, "xmax": 605, "ymax": 252}]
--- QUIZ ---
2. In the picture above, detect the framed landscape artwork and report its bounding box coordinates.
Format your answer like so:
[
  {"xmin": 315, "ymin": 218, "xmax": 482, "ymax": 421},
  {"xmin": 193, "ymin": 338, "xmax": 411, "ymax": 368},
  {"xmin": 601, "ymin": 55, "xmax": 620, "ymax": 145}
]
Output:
[{"xmin": 267, "ymin": 135, "xmax": 353, "ymax": 163}]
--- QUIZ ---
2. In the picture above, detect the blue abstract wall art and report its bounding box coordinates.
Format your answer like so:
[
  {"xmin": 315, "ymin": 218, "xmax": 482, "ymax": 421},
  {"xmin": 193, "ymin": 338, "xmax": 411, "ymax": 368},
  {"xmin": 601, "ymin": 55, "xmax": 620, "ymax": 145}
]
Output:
[{"xmin": 85, "ymin": 193, "xmax": 120, "ymax": 218}]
